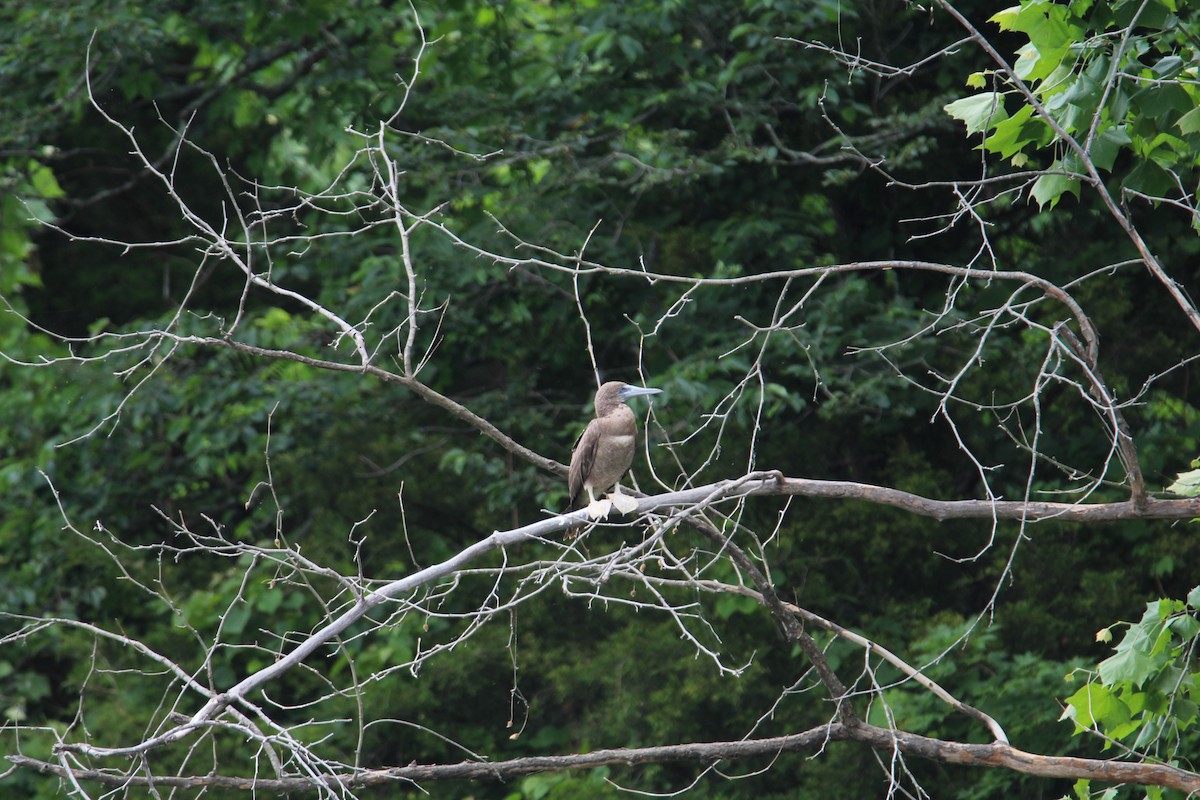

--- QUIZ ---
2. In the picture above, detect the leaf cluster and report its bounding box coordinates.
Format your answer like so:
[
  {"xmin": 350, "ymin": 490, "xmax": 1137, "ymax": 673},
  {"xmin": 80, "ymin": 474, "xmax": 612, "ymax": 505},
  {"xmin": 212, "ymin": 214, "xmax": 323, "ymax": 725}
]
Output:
[
  {"xmin": 1064, "ymin": 590, "xmax": 1200, "ymax": 761},
  {"xmin": 946, "ymin": 0, "xmax": 1200, "ymax": 211}
]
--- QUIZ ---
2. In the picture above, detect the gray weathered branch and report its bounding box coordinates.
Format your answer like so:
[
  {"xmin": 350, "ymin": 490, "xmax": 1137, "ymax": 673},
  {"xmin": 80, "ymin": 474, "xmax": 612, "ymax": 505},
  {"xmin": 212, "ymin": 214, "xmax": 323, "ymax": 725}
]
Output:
[{"xmin": 15, "ymin": 723, "xmax": 1200, "ymax": 793}]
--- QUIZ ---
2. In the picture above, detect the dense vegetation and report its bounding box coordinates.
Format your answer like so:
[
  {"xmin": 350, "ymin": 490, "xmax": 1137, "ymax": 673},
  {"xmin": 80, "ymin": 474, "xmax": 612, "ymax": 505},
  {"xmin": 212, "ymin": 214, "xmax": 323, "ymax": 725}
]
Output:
[{"xmin": 2, "ymin": 0, "xmax": 1199, "ymax": 797}]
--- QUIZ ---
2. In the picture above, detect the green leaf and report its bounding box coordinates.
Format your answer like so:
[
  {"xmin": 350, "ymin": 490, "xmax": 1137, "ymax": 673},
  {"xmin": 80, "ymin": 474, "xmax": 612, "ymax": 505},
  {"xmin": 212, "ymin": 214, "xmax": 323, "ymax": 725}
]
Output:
[
  {"xmin": 223, "ymin": 603, "xmax": 252, "ymax": 637},
  {"xmin": 1031, "ymin": 168, "xmax": 1080, "ymax": 210},
  {"xmin": 1063, "ymin": 683, "xmax": 1131, "ymax": 732},
  {"xmin": 1000, "ymin": 0, "xmax": 1082, "ymax": 82},
  {"xmin": 1013, "ymin": 42, "xmax": 1041, "ymax": 81},
  {"xmin": 1174, "ymin": 698, "xmax": 1199, "ymax": 728},
  {"xmin": 1152, "ymin": 55, "xmax": 1183, "ymax": 80},
  {"xmin": 1061, "ymin": 69, "xmax": 1103, "ymax": 110},
  {"xmin": 944, "ymin": 93, "xmax": 1009, "ymax": 136},
  {"xmin": 1089, "ymin": 126, "xmax": 1131, "ymax": 171},
  {"xmin": 1134, "ymin": 83, "xmax": 1193, "ymax": 119},
  {"xmin": 984, "ymin": 105, "xmax": 1045, "ymax": 158},
  {"xmin": 1133, "ymin": 714, "xmax": 1166, "ymax": 749},
  {"xmin": 1166, "ymin": 467, "xmax": 1200, "ymax": 496},
  {"xmin": 1143, "ymin": 131, "xmax": 1189, "ymax": 168},
  {"xmin": 1176, "ymin": 107, "xmax": 1200, "ymax": 135},
  {"xmin": 1187, "ymin": 586, "xmax": 1200, "ymax": 610},
  {"xmin": 28, "ymin": 162, "xmax": 65, "ymax": 199},
  {"xmin": 1122, "ymin": 160, "xmax": 1175, "ymax": 197},
  {"xmin": 1098, "ymin": 644, "xmax": 1159, "ymax": 687},
  {"xmin": 989, "ymin": 6, "xmax": 1021, "ymax": 30},
  {"xmin": 714, "ymin": 592, "xmax": 759, "ymax": 620},
  {"xmin": 1169, "ymin": 612, "xmax": 1200, "ymax": 642}
]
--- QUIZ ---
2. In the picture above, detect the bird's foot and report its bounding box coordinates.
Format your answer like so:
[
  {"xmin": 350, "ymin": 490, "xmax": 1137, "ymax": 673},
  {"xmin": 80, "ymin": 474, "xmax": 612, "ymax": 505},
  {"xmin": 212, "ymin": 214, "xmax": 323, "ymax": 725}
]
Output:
[
  {"xmin": 585, "ymin": 498, "xmax": 613, "ymax": 519},
  {"xmin": 608, "ymin": 490, "xmax": 639, "ymax": 515}
]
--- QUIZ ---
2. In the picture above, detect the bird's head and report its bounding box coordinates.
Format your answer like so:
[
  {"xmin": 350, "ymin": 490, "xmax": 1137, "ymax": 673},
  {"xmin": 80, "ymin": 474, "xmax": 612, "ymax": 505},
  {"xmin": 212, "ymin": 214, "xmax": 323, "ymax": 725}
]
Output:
[{"xmin": 594, "ymin": 381, "xmax": 662, "ymax": 416}]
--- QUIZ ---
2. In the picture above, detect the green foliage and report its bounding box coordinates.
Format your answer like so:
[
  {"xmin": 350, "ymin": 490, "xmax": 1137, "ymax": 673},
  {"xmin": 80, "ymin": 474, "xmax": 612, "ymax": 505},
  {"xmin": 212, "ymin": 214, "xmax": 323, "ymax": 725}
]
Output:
[
  {"xmin": 947, "ymin": 0, "xmax": 1200, "ymax": 212},
  {"xmin": 1063, "ymin": 590, "xmax": 1200, "ymax": 759},
  {"xmin": 505, "ymin": 768, "xmax": 618, "ymax": 800},
  {"xmin": 1165, "ymin": 456, "xmax": 1200, "ymax": 497},
  {"xmin": 945, "ymin": 92, "xmax": 1010, "ymax": 136},
  {"xmin": 864, "ymin": 616, "xmax": 1086, "ymax": 799}
]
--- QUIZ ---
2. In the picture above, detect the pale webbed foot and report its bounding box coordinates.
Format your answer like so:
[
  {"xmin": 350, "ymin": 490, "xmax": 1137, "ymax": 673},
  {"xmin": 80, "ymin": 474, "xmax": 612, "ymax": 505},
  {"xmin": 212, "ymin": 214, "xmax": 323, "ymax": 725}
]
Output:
[
  {"xmin": 608, "ymin": 488, "xmax": 639, "ymax": 515},
  {"xmin": 585, "ymin": 498, "xmax": 613, "ymax": 519}
]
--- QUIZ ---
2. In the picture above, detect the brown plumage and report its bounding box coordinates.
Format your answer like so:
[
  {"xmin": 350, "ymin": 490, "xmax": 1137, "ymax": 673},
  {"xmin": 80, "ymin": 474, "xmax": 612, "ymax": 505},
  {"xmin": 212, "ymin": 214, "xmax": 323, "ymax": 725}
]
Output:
[{"xmin": 568, "ymin": 381, "xmax": 661, "ymax": 518}]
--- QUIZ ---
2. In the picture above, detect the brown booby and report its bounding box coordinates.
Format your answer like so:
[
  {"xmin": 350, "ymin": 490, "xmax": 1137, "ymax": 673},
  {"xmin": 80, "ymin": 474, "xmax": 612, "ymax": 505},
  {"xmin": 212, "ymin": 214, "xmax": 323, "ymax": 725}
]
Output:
[{"xmin": 568, "ymin": 381, "xmax": 662, "ymax": 519}]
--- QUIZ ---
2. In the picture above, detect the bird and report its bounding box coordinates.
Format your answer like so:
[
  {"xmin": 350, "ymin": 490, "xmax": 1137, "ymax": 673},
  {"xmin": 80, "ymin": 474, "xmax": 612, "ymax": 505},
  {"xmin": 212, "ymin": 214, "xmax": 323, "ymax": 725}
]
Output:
[{"xmin": 568, "ymin": 381, "xmax": 662, "ymax": 520}]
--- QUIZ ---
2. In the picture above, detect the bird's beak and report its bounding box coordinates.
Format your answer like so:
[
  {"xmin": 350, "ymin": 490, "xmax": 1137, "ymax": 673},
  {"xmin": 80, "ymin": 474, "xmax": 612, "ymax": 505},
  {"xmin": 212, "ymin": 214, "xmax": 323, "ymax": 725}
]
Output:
[{"xmin": 620, "ymin": 385, "xmax": 663, "ymax": 400}]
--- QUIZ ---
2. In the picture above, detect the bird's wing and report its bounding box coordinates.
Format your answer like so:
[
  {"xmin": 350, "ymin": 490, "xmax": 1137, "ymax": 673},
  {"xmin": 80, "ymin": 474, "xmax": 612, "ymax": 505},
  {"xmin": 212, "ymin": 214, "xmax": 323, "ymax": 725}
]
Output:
[{"xmin": 568, "ymin": 421, "xmax": 601, "ymax": 509}]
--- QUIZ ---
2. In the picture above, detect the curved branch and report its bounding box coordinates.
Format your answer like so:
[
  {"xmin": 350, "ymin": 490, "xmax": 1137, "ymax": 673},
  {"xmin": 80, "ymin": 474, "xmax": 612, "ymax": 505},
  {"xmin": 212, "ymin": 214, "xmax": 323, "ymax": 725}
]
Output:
[
  {"xmin": 15, "ymin": 723, "xmax": 1200, "ymax": 793},
  {"xmin": 932, "ymin": 0, "xmax": 1200, "ymax": 337},
  {"xmin": 152, "ymin": 332, "xmax": 568, "ymax": 476},
  {"xmin": 688, "ymin": 579, "xmax": 1008, "ymax": 744}
]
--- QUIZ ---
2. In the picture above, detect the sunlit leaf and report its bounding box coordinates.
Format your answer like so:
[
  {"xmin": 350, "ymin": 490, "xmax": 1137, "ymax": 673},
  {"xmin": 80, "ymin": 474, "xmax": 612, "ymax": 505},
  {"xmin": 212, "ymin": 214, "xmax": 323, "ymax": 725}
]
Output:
[
  {"xmin": 1176, "ymin": 107, "xmax": 1200, "ymax": 135},
  {"xmin": 1165, "ymin": 467, "xmax": 1200, "ymax": 496},
  {"xmin": 945, "ymin": 93, "xmax": 1009, "ymax": 136},
  {"xmin": 1063, "ymin": 683, "xmax": 1131, "ymax": 731}
]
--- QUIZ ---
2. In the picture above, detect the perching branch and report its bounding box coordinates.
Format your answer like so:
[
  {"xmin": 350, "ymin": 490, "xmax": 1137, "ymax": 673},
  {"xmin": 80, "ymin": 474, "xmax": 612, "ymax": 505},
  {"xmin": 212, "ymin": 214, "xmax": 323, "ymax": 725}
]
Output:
[{"xmin": 629, "ymin": 474, "xmax": 1199, "ymax": 524}]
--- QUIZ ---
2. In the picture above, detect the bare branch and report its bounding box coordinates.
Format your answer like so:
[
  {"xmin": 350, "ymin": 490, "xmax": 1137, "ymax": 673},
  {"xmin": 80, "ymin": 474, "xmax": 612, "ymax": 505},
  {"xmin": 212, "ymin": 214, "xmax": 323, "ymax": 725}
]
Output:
[{"xmin": 12, "ymin": 723, "xmax": 1200, "ymax": 793}]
